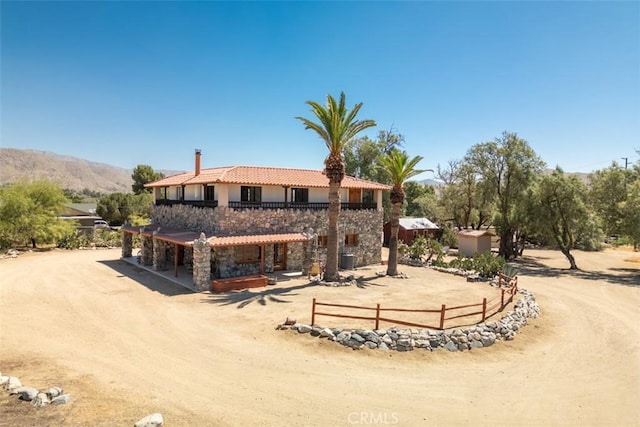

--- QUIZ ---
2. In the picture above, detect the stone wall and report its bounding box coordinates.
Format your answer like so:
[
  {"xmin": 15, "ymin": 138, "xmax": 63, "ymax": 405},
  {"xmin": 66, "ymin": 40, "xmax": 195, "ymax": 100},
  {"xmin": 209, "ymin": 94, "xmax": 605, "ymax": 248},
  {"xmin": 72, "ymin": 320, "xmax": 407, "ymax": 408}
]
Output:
[
  {"xmin": 192, "ymin": 233, "xmax": 211, "ymax": 292},
  {"xmin": 140, "ymin": 235, "xmax": 154, "ymax": 266},
  {"xmin": 122, "ymin": 233, "xmax": 133, "ymax": 258},
  {"xmin": 152, "ymin": 205, "xmax": 383, "ymax": 270}
]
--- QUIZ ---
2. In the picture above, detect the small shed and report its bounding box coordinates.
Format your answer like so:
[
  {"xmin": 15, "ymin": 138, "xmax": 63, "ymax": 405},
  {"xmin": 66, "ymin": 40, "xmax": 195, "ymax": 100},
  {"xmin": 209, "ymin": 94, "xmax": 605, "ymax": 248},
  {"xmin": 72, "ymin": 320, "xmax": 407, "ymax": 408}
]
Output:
[
  {"xmin": 383, "ymin": 217, "xmax": 440, "ymax": 246},
  {"xmin": 457, "ymin": 229, "xmax": 495, "ymax": 257}
]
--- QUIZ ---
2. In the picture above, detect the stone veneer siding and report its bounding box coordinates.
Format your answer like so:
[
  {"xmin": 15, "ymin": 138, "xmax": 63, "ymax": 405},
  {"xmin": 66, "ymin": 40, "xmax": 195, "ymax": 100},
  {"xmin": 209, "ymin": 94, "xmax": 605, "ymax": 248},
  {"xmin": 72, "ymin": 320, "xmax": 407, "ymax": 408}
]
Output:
[
  {"xmin": 140, "ymin": 235, "xmax": 154, "ymax": 266},
  {"xmin": 122, "ymin": 233, "xmax": 133, "ymax": 258},
  {"xmin": 192, "ymin": 233, "xmax": 211, "ymax": 291},
  {"xmin": 152, "ymin": 205, "xmax": 383, "ymax": 274}
]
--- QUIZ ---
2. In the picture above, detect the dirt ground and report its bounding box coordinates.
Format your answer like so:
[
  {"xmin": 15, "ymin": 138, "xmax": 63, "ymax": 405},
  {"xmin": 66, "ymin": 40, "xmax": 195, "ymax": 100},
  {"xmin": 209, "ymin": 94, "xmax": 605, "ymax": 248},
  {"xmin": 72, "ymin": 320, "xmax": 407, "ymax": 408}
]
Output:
[{"xmin": 1, "ymin": 247, "xmax": 638, "ymax": 426}]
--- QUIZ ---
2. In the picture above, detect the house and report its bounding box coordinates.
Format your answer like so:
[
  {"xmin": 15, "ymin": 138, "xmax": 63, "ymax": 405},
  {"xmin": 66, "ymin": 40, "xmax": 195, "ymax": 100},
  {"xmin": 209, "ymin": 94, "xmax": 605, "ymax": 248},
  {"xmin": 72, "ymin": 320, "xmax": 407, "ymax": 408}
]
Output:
[
  {"xmin": 457, "ymin": 229, "xmax": 495, "ymax": 257},
  {"xmin": 383, "ymin": 217, "xmax": 440, "ymax": 246},
  {"xmin": 121, "ymin": 150, "xmax": 391, "ymax": 291},
  {"xmin": 59, "ymin": 203, "xmax": 102, "ymax": 235}
]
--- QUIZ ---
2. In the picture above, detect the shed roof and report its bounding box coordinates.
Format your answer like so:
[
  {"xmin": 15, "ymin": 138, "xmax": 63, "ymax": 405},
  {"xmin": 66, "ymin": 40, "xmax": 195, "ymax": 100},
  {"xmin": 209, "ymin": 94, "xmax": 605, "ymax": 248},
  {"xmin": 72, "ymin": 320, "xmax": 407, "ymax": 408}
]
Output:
[
  {"xmin": 395, "ymin": 217, "xmax": 439, "ymax": 230},
  {"xmin": 457, "ymin": 229, "xmax": 496, "ymax": 237}
]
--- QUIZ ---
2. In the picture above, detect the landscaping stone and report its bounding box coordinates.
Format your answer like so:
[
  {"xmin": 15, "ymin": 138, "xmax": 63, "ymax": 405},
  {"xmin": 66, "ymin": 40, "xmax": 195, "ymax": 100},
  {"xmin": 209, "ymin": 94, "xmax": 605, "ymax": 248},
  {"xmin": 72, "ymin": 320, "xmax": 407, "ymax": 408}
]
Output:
[
  {"xmin": 51, "ymin": 394, "xmax": 71, "ymax": 405},
  {"xmin": 32, "ymin": 392, "xmax": 50, "ymax": 407},
  {"xmin": 4, "ymin": 377, "xmax": 21, "ymax": 391},
  {"xmin": 44, "ymin": 386, "xmax": 63, "ymax": 399},
  {"xmin": 13, "ymin": 386, "xmax": 39, "ymax": 401},
  {"xmin": 135, "ymin": 413, "xmax": 164, "ymax": 427},
  {"xmin": 297, "ymin": 324, "xmax": 312, "ymax": 334}
]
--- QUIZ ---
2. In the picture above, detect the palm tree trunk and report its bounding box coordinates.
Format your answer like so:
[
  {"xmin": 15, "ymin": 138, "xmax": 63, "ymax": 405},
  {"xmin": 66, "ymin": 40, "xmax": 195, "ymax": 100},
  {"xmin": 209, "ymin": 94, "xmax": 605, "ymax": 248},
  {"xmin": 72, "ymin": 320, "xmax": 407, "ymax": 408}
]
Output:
[
  {"xmin": 386, "ymin": 202, "xmax": 402, "ymax": 276},
  {"xmin": 325, "ymin": 180, "xmax": 341, "ymax": 281}
]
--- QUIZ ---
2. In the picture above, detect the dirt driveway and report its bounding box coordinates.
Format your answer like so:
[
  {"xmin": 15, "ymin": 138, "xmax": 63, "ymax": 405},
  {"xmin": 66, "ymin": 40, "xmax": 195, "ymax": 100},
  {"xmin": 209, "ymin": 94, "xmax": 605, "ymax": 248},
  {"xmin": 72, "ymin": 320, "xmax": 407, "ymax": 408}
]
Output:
[{"xmin": 1, "ymin": 247, "xmax": 638, "ymax": 426}]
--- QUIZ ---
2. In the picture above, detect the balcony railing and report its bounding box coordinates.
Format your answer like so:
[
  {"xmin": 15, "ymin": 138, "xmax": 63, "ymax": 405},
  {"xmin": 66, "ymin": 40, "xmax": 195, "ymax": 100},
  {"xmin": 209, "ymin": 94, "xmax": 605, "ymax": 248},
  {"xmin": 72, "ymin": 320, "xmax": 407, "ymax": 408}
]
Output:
[
  {"xmin": 156, "ymin": 199, "xmax": 218, "ymax": 208},
  {"xmin": 155, "ymin": 199, "xmax": 376, "ymax": 211}
]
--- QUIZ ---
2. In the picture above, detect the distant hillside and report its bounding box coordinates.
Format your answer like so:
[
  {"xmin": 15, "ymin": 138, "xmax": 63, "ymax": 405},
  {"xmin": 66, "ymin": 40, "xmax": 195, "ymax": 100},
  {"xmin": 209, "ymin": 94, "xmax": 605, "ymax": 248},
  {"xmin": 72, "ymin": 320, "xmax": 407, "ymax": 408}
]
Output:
[{"xmin": 0, "ymin": 148, "xmax": 133, "ymax": 193}]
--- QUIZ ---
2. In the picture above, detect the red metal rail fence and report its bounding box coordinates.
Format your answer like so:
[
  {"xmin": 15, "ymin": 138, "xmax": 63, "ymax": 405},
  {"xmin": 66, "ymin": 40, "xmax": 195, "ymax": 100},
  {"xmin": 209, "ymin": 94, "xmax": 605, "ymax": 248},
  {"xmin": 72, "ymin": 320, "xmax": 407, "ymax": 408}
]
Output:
[{"xmin": 311, "ymin": 273, "xmax": 518, "ymax": 330}]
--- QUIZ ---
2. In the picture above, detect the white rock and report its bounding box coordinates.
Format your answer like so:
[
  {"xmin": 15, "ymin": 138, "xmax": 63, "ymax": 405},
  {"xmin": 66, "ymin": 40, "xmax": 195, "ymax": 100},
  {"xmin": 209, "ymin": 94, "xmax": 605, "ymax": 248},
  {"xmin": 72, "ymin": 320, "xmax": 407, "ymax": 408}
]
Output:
[
  {"xmin": 32, "ymin": 392, "xmax": 50, "ymax": 407},
  {"xmin": 134, "ymin": 412, "xmax": 164, "ymax": 427},
  {"xmin": 4, "ymin": 377, "xmax": 22, "ymax": 391},
  {"xmin": 44, "ymin": 386, "xmax": 63, "ymax": 399},
  {"xmin": 12, "ymin": 386, "xmax": 39, "ymax": 401},
  {"xmin": 51, "ymin": 394, "xmax": 71, "ymax": 405},
  {"xmin": 0, "ymin": 375, "xmax": 9, "ymax": 385}
]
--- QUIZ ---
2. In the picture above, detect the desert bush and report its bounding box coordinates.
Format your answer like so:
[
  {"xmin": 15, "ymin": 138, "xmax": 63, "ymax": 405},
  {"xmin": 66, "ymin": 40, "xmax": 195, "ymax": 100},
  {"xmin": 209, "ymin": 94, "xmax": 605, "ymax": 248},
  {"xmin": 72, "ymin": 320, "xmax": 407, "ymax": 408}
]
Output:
[
  {"xmin": 439, "ymin": 225, "xmax": 458, "ymax": 248},
  {"xmin": 93, "ymin": 229, "xmax": 122, "ymax": 247},
  {"xmin": 57, "ymin": 231, "xmax": 93, "ymax": 249},
  {"xmin": 473, "ymin": 252, "xmax": 505, "ymax": 278}
]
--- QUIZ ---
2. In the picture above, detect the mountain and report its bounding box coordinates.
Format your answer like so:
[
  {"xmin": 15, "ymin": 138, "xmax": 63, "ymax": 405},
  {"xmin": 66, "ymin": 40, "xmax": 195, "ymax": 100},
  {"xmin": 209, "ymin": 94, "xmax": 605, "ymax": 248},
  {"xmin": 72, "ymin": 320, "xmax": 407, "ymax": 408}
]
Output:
[{"xmin": 0, "ymin": 148, "xmax": 134, "ymax": 193}]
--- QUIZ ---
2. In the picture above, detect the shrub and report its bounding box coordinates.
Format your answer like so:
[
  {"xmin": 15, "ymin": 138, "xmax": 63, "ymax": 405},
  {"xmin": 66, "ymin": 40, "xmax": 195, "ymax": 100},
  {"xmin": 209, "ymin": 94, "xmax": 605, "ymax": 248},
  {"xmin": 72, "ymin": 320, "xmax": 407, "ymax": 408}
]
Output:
[
  {"xmin": 57, "ymin": 231, "xmax": 93, "ymax": 249},
  {"xmin": 472, "ymin": 252, "xmax": 505, "ymax": 278}
]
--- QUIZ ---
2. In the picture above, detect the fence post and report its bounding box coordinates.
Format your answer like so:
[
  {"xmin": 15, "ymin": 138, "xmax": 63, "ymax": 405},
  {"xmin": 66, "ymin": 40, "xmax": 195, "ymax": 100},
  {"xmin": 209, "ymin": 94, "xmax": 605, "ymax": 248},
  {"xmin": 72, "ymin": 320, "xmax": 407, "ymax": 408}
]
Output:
[
  {"xmin": 501, "ymin": 289, "xmax": 505, "ymax": 308},
  {"xmin": 311, "ymin": 297, "xmax": 316, "ymax": 326},
  {"xmin": 375, "ymin": 303, "xmax": 380, "ymax": 330},
  {"xmin": 482, "ymin": 298, "xmax": 487, "ymax": 322},
  {"xmin": 499, "ymin": 272, "xmax": 503, "ymax": 287},
  {"xmin": 439, "ymin": 304, "xmax": 446, "ymax": 329}
]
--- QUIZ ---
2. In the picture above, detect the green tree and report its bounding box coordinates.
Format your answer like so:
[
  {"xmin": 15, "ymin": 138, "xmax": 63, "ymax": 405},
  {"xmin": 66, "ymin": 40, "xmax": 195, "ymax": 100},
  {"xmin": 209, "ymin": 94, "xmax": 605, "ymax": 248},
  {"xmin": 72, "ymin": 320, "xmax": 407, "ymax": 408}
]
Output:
[
  {"xmin": 0, "ymin": 180, "xmax": 75, "ymax": 249},
  {"xmin": 437, "ymin": 160, "xmax": 494, "ymax": 230},
  {"xmin": 296, "ymin": 92, "xmax": 376, "ymax": 281},
  {"xmin": 531, "ymin": 168, "xmax": 596, "ymax": 269},
  {"xmin": 465, "ymin": 132, "xmax": 545, "ymax": 259},
  {"xmin": 97, "ymin": 192, "xmax": 154, "ymax": 225},
  {"xmin": 378, "ymin": 150, "xmax": 428, "ymax": 276},
  {"xmin": 132, "ymin": 165, "xmax": 164, "ymax": 195},
  {"xmin": 619, "ymin": 180, "xmax": 640, "ymax": 250},
  {"xmin": 588, "ymin": 163, "xmax": 633, "ymax": 237}
]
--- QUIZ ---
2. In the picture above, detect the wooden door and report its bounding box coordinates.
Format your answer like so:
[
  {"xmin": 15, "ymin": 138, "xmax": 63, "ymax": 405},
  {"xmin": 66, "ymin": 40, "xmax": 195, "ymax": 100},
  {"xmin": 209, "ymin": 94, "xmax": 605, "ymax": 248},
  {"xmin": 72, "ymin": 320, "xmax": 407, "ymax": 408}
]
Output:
[
  {"xmin": 273, "ymin": 243, "xmax": 286, "ymax": 271},
  {"xmin": 349, "ymin": 188, "xmax": 361, "ymax": 204}
]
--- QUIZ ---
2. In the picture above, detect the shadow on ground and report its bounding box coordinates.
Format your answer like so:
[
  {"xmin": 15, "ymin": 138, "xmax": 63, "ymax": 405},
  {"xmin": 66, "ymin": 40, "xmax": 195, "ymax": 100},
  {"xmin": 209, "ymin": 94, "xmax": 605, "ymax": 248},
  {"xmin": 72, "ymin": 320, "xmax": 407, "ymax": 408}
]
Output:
[
  {"xmin": 513, "ymin": 257, "xmax": 639, "ymax": 287},
  {"xmin": 204, "ymin": 274, "xmax": 387, "ymax": 308},
  {"xmin": 99, "ymin": 259, "xmax": 193, "ymax": 296}
]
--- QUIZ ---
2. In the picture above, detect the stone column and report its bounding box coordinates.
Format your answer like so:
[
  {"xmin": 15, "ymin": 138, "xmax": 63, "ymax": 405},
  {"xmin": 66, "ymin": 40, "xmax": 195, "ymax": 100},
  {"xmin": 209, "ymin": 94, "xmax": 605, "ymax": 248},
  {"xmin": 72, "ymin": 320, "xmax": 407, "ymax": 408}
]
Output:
[
  {"xmin": 141, "ymin": 234, "xmax": 154, "ymax": 266},
  {"xmin": 153, "ymin": 232, "xmax": 167, "ymax": 271},
  {"xmin": 192, "ymin": 233, "xmax": 211, "ymax": 292},
  {"xmin": 122, "ymin": 232, "xmax": 133, "ymax": 258}
]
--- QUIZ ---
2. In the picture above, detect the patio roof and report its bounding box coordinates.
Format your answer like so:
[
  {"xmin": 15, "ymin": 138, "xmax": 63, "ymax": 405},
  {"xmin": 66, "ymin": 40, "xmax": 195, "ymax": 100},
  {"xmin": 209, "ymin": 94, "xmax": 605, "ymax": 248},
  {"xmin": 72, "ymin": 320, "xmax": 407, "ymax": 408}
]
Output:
[{"xmin": 121, "ymin": 224, "xmax": 309, "ymax": 247}]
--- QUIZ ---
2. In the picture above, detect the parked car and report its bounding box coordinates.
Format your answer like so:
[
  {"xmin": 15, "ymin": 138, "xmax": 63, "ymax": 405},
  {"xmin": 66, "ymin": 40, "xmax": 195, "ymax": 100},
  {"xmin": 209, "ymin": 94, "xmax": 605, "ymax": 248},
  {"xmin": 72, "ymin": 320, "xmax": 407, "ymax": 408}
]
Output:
[{"xmin": 94, "ymin": 220, "xmax": 111, "ymax": 229}]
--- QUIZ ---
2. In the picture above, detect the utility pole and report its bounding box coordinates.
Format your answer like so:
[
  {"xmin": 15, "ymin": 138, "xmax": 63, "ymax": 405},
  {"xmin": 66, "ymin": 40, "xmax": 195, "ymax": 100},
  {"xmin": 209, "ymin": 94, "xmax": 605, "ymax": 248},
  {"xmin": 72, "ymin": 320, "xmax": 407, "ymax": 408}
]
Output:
[{"xmin": 621, "ymin": 157, "xmax": 629, "ymax": 169}]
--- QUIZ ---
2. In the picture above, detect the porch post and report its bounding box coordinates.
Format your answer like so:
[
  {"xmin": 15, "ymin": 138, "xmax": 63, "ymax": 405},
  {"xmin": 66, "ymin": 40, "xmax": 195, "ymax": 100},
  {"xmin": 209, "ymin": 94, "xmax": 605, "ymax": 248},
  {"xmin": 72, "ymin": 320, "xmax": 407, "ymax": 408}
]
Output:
[{"xmin": 192, "ymin": 233, "xmax": 211, "ymax": 292}]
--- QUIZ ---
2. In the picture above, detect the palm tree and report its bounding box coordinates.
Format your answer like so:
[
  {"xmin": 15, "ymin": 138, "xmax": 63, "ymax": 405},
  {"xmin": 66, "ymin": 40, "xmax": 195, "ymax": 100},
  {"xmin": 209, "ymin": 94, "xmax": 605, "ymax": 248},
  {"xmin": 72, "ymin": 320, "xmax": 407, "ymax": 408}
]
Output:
[
  {"xmin": 296, "ymin": 92, "xmax": 376, "ymax": 281},
  {"xmin": 378, "ymin": 150, "xmax": 428, "ymax": 276}
]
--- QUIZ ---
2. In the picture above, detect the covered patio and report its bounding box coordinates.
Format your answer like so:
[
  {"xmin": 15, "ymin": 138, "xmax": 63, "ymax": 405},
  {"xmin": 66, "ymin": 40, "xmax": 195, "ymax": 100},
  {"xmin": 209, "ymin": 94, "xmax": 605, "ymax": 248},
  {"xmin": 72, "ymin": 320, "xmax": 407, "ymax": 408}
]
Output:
[{"xmin": 121, "ymin": 224, "xmax": 310, "ymax": 292}]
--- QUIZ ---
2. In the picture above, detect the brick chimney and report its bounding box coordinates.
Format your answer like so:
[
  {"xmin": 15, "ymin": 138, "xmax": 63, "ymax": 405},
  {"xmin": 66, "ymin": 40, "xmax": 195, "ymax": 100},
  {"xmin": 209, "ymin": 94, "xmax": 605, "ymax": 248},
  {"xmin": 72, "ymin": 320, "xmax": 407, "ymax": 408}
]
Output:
[{"xmin": 195, "ymin": 149, "xmax": 201, "ymax": 176}]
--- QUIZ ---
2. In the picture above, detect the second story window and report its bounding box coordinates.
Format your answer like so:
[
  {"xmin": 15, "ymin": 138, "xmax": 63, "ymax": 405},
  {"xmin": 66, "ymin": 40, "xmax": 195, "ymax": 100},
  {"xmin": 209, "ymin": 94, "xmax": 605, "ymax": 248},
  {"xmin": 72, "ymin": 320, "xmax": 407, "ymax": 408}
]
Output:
[
  {"xmin": 291, "ymin": 188, "xmax": 309, "ymax": 203},
  {"xmin": 241, "ymin": 186, "xmax": 262, "ymax": 203},
  {"xmin": 205, "ymin": 185, "xmax": 215, "ymax": 201},
  {"xmin": 362, "ymin": 190, "xmax": 374, "ymax": 204}
]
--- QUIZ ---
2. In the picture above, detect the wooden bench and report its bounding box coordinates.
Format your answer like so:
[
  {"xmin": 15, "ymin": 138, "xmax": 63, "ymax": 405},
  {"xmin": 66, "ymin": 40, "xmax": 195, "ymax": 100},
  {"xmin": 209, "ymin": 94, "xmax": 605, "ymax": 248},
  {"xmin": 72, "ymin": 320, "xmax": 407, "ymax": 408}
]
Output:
[{"xmin": 211, "ymin": 275, "xmax": 269, "ymax": 292}]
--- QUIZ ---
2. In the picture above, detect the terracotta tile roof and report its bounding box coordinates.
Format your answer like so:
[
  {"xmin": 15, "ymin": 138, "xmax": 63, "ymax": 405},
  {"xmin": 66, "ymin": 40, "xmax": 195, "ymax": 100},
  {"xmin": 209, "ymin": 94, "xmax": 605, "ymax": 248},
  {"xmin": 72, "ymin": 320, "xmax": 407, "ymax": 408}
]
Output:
[
  {"xmin": 146, "ymin": 165, "xmax": 390, "ymax": 190},
  {"xmin": 121, "ymin": 224, "xmax": 309, "ymax": 247},
  {"xmin": 206, "ymin": 233, "xmax": 309, "ymax": 247}
]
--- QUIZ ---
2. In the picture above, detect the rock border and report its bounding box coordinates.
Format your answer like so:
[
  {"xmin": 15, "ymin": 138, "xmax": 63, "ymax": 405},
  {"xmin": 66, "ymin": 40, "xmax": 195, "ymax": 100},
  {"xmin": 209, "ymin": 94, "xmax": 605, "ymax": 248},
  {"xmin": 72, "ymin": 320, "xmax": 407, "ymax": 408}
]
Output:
[{"xmin": 277, "ymin": 288, "xmax": 540, "ymax": 352}]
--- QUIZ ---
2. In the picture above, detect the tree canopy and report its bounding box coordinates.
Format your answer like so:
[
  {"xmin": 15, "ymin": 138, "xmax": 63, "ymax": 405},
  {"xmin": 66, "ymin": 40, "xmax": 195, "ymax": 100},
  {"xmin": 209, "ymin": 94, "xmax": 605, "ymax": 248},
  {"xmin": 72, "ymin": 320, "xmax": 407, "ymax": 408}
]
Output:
[
  {"xmin": 0, "ymin": 180, "xmax": 75, "ymax": 249},
  {"xmin": 132, "ymin": 165, "xmax": 164, "ymax": 195}
]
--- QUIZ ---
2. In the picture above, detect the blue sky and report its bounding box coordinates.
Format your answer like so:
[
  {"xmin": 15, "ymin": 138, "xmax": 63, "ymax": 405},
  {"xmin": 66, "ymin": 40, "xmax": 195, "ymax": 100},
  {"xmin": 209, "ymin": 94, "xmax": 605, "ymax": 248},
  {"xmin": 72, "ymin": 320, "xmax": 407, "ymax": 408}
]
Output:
[{"xmin": 2, "ymin": 1, "xmax": 638, "ymax": 181}]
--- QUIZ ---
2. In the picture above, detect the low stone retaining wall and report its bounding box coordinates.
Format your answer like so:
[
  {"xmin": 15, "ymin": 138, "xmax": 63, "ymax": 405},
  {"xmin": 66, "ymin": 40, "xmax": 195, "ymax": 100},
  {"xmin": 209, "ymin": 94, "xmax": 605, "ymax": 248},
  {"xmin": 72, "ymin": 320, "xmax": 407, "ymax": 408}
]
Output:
[
  {"xmin": 277, "ymin": 288, "xmax": 540, "ymax": 352},
  {"xmin": 0, "ymin": 373, "xmax": 69, "ymax": 407}
]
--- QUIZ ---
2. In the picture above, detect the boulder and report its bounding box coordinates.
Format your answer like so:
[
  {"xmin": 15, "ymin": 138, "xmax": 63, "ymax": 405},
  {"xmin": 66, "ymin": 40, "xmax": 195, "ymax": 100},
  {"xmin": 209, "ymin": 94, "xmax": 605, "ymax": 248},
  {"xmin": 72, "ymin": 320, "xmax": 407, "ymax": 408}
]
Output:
[
  {"xmin": 32, "ymin": 392, "xmax": 50, "ymax": 407},
  {"xmin": 134, "ymin": 413, "xmax": 164, "ymax": 427},
  {"xmin": 13, "ymin": 386, "xmax": 39, "ymax": 401},
  {"xmin": 320, "ymin": 328, "xmax": 335, "ymax": 338},
  {"xmin": 44, "ymin": 386, "xmax": 64, "ymax": 399},
  {"xmin": 297, "ymin": 324, "xmax": 312, "ymax": 334},
  {"xmin": 51, "ymin": 394, "xmax": 71, "ymax": 405},
  {"xmin": 4, "ymin": 377, "xmax": 22, "ymax": 391}
]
